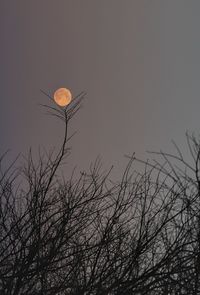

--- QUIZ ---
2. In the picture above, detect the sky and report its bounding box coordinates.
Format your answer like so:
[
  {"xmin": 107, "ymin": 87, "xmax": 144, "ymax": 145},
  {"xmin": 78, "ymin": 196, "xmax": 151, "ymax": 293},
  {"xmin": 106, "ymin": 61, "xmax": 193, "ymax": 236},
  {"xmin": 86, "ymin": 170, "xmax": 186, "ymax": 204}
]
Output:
[{"xmin": 1, "ymin": 1, "xmax": 200, "ymax": 176}]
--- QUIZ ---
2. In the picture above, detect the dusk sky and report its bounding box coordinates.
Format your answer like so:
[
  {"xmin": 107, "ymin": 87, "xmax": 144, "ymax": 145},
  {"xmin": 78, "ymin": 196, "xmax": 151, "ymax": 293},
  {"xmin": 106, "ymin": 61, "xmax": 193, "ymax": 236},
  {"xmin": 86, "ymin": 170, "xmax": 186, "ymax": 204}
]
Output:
[{"xmin": 1, "ymin": 1, "xmax": 200, "ymax": 175}]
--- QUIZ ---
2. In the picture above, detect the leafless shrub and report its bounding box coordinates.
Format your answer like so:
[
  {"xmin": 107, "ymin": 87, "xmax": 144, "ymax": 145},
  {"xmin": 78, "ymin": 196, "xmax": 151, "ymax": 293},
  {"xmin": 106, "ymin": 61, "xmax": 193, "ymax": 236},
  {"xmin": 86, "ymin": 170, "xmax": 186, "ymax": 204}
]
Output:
[{"xmin": 0, "ymin": 94, "xmax": 199, "ymax": 294}]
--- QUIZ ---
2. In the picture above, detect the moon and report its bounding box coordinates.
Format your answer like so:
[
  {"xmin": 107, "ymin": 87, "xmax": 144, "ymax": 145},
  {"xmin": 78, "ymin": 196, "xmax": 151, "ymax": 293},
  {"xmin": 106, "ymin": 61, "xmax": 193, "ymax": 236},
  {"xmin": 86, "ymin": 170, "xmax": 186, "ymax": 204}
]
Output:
[{"xmin": 54, "ymin": 88, "xmax": 72, "ymax": 107}]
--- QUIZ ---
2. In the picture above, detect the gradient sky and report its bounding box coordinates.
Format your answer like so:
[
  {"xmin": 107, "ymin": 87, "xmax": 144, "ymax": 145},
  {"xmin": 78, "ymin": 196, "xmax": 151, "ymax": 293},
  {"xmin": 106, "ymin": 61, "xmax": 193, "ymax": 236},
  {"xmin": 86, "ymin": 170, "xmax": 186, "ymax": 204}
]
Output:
[{"xmin": 1, "ymin": 1, "xmax": 200, "ymax": 175}]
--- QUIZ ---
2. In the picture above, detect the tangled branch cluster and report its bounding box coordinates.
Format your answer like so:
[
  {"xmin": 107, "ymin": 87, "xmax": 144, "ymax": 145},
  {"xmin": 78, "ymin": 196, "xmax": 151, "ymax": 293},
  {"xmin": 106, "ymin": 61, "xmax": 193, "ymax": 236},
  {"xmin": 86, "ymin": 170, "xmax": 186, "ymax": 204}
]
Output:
[{"xmin": 0, "ymin": 94, "xmax": 200, "ymax": 294}]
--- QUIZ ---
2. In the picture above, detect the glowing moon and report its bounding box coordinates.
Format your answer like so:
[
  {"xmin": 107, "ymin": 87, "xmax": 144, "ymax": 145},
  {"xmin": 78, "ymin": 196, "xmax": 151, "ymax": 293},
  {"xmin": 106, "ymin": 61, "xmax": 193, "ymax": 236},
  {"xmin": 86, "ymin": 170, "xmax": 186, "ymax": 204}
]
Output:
[{"xmin": 54, "ymin": 88, "xmax": 72, "ymax": 107}]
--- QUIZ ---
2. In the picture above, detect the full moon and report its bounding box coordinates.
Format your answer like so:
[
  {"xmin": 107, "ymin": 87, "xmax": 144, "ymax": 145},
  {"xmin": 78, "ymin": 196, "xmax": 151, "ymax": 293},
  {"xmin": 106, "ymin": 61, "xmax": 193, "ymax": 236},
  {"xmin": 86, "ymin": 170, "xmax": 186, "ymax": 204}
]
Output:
[{"xmin": 54, "ymin": 88, "xmax": 72, "ymax": 107}]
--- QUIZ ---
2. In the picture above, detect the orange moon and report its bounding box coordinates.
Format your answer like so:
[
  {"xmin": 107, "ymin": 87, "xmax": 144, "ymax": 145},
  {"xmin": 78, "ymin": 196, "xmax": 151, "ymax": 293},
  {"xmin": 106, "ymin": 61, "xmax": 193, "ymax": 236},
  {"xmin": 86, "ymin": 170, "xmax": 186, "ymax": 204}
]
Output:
[{"xmin": 54, "ymin": 88, "xmax": 72, "ymax": 107}]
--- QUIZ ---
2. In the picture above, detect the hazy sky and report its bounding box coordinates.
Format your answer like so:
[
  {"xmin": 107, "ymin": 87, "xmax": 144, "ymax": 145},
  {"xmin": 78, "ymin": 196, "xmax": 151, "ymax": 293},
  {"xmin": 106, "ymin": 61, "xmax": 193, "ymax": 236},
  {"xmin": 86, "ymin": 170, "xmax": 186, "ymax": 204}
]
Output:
[{"xmin": 1, "ymin": 1, "xmax": 200, "ymax": 174}]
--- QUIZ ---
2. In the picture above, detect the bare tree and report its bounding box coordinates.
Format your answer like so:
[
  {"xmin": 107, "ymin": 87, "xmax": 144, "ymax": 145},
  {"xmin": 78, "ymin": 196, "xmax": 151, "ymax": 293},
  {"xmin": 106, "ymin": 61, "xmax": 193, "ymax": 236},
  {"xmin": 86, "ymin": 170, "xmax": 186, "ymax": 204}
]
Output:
[
  {"xmin": 0, "ymin": 93, "xmax": 199, "ymax": 294},
  {"xmin": 134, "ymin": 133, "xmax": 200, "ymax": 295}
]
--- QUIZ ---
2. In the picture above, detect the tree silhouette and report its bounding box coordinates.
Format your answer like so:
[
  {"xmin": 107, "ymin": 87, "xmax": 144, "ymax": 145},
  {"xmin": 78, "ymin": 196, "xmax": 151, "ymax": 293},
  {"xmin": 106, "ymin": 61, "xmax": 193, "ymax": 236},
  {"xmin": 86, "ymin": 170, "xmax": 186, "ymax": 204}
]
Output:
[{"xmin": 0, "ymin": 93, "xmax": 199, "ymax": 294}]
